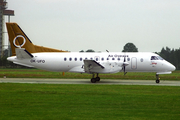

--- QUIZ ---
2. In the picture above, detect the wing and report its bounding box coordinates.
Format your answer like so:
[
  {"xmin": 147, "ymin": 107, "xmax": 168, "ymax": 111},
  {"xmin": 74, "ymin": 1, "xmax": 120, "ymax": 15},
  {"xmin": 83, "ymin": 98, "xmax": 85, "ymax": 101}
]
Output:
[{"xmin": 83, "ymin": 60, "xmax": 104, "ymax": 73}]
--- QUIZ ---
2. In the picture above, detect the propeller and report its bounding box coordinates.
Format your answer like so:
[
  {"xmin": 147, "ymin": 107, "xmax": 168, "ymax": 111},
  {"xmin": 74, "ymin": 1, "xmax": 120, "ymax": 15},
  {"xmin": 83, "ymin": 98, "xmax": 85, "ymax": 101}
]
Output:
[{"xmin": 122, "ymin": 56, "xmax": 129, "ymax": 75}]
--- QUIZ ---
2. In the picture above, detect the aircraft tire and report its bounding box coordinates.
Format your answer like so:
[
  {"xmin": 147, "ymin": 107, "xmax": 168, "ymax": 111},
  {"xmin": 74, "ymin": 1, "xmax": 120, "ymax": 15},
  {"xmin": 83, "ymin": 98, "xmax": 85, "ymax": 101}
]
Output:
[
  {"xmin": 156, "ymin": 80, "xmax": 160, "ymax": 83},
  {"xmin": 91, "ymin": 78, "xmax": 96, "ymax": 83},
  {"xmin": 96, "ymin": 77, "xmax": 100, "ymax": 81}
]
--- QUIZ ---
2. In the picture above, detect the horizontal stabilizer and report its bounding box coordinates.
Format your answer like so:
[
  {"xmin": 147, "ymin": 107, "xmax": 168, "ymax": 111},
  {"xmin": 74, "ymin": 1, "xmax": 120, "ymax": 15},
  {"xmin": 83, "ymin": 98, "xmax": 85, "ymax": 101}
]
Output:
[{"xmin": 15, "ymin": 48, "xmax": 34, "ymax": 59}]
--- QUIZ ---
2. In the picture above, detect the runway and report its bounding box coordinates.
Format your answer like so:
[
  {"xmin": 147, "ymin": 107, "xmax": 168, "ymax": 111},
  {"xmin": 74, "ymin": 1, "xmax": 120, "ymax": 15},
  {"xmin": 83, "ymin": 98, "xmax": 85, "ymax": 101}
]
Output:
[{"xmin": 0, "ymin": 78, "xmax": 180, "ymax": 86}]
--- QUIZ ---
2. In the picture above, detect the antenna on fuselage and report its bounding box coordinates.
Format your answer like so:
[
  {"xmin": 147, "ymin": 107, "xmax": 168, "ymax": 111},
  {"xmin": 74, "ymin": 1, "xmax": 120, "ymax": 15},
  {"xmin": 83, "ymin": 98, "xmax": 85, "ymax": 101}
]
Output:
[{"xmin": 106, "ymin": 50, "xmax": 109, "ymax": 53}]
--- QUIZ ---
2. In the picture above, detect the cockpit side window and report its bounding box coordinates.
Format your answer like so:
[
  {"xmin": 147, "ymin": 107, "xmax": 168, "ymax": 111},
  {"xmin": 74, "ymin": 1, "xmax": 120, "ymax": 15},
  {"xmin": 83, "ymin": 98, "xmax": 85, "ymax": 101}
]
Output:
[
  {"xmin": 157, "ymin": 56, "xmax": 163, "ymax": 60},
  {"xmin": 151, "ymin": 56, "xmax": 163, "ymax": 60}
]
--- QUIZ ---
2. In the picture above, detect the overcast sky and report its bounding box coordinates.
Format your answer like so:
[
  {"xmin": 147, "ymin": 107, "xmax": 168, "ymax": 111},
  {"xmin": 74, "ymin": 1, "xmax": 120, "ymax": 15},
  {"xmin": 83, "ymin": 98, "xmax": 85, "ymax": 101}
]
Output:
[{"xmin": 4, "ymin": 0, "xmax": 180, "ymax": 52}]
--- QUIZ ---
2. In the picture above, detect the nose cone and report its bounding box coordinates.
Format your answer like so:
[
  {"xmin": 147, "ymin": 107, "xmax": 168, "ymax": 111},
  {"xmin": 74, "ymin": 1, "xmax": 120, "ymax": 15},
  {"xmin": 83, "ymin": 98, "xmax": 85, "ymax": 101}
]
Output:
[
  {"xmin": 167, "ymin": 62, "xmax": 176, "ymax": 71},
  {"xmin": 170, "ymin": 64, "xmax": 176, "ymax": 71}
]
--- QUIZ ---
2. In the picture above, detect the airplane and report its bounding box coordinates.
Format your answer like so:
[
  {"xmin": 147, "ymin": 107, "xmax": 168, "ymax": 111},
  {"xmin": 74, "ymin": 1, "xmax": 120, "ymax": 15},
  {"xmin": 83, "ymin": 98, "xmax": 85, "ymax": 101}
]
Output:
[{"xmin": 6, "ymin": 23, "xmax": 176, "ymax": 83}]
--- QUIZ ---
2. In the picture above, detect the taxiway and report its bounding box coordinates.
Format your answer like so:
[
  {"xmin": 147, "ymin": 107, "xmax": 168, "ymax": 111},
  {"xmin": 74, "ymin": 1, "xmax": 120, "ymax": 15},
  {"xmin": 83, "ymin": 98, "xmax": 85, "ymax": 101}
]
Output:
[{"xmin": 0, "ymin": 78, "xmax": 180, "ymax": 86}]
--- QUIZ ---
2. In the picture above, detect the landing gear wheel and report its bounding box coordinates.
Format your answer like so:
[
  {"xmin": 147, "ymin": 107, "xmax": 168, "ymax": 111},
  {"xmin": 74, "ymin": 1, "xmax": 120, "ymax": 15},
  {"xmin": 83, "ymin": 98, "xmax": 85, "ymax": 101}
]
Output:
[
  {"xmin": 156, "ymin": 79, "xmax": 160, "ymax": 83},
  {"xmin": 156, "ymin": 74, "xmax": 160, "ymax": 83},
  {"xmin": 90, "ymin": 73, "xmax": 101, "ymax": 83},
  {"xmin": 91, "ymin": 78, "xmax": 96, "ymax": 83},
  {"xmin": 95, "ymin": 77, "xmax": 100, "ymax": 81}
]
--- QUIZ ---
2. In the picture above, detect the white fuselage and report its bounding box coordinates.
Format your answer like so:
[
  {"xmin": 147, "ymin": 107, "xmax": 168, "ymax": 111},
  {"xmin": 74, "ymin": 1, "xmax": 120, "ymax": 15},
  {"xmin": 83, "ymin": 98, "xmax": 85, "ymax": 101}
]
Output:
[{"xmin": 7, "ymin": 52, "xmax": 176, "ymax": 74}]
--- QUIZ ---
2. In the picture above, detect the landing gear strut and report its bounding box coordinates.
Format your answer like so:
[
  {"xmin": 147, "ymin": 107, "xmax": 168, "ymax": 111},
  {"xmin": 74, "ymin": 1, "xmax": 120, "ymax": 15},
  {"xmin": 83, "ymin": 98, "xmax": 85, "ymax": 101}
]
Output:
[
  {"xmin": 91, "ymin": 73, "xmax": 100, "ymax": 83},
  {"xmin": 156, "ymin": 74, "xmax": 160, "ymax": 83}
]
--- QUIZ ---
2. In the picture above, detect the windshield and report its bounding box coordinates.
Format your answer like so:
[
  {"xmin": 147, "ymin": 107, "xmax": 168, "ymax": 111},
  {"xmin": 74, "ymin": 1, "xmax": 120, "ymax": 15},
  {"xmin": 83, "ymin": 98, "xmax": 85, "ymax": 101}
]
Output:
[{"xmin": 151, "ymin": 56, "xmax": 163, "ymax": 60}]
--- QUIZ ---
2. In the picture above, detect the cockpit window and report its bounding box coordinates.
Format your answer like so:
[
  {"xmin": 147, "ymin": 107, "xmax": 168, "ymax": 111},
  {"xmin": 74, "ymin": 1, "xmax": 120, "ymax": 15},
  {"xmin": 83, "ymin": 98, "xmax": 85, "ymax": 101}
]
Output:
[
  {"xmin": 151, "ymin": 56, "xmax": 163, "ymax": 60},
  {"xmin": 157, "ymin": 56, "xmax": 163, "ymax": 60}
]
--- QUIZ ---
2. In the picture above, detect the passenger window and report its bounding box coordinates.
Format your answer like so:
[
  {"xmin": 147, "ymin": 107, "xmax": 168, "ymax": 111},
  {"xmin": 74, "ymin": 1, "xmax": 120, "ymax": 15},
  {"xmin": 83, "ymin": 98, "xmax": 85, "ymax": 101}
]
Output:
[
  {"xmin": 75, "ymin": 58, "xmax": 77, "ymax": 61},
  {"xmin": 112, "ymin": 58, "xmax": 115, "ymax": 60},
  {"xmin": 90, "ymin": 58, "xmax": 93, "ymax": 60},
  {"xmin": 96, "ymin": 58, "xmax": 98, "ymax": 61},
  {"xmin": 69, "ymin": 58, "xmax": 72, "ymax": 61},
  {"xmin": 140, "ymin": 58, "xmax": 143, "ymax": 62},
  {"xmin": 80, "ymin": 58, "xmax": 82, "ymax": 61},
  {"xmin": 64, "ymin": 58, "xmax": 67, "ymax": 61},
  {"xmin": 118, "ymin": 58, "xmax": 120, "ymax": 61},
  {"xmin": 101, "ymin": 58, "xmax": 104, "ymax": 61},
  {"xmin": 127, "ymin": 58, "xmax": 130, "ymax": 61},
  {"xmin": 107, "ymin": 58, "xmax": 109, "ymax": 60}
]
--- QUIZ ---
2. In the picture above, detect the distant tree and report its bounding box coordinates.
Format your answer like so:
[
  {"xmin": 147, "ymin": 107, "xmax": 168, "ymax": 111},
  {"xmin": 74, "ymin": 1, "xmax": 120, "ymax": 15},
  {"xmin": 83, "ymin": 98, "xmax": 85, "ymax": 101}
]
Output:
[
  {"xmin": 86, "ymin": 49, "xmax": 95, "ymax": 52},
  {"xmin": 79, "ymin": 50, "xmax": 84, "ymax": 52},
  {"xmin": 122, "ymin": 43, "xmax": 138, "ymax": 52},
  {"xmin": 159, "ymin": 47, "xmax": 180, "ymax": 70},
  {"xmin": 159, "ymin": 47, "xmax": 172, "ymax": 62}
]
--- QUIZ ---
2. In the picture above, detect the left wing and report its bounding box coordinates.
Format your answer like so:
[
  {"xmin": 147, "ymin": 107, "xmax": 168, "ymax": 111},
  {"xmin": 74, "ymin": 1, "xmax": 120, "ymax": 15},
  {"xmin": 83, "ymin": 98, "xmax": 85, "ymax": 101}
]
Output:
[{"xmin": 83, "ymin": 60, "xmax": 104, "ymax": 73}]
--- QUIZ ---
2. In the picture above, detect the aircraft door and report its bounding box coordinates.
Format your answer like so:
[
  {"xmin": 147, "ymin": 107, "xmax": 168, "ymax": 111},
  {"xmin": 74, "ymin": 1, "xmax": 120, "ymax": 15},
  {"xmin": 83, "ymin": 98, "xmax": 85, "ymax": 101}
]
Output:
[{"xmin": 131, "ymin": 57, "xmax": 137, "ymax": 69}]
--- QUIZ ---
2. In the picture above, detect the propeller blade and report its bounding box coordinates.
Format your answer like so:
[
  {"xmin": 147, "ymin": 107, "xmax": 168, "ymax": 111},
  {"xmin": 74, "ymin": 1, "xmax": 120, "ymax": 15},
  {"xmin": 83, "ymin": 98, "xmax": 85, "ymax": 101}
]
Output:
[{"xmin": 123, "ymin": 56, "xmax": 126, "ymax": 75}]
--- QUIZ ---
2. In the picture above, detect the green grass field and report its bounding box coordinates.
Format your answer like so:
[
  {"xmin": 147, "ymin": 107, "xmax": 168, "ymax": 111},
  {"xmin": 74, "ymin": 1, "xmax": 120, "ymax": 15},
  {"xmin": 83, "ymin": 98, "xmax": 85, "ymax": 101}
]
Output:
[
  {"xmin": 0, "ymin": 69, "xmax": 180, "ymax": 80},
  {"xmin": 0, "ymin": 83, "xmax": 180, "ymax": 120}
]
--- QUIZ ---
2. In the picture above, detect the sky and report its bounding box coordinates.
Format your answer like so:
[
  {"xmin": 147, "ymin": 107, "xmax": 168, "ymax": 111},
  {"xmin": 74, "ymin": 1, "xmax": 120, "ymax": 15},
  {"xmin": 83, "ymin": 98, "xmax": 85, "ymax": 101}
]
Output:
[{"xmin": 4, "ymin": 0, "xmax": 180, "ymax": 52}]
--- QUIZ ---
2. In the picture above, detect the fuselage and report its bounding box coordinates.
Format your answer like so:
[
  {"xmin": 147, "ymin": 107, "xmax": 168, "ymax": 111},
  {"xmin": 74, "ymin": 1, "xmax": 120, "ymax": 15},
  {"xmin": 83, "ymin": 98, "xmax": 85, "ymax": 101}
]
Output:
[{"xmin": 7, "ymin": 52, "xmax": 176, "ymax": 74}]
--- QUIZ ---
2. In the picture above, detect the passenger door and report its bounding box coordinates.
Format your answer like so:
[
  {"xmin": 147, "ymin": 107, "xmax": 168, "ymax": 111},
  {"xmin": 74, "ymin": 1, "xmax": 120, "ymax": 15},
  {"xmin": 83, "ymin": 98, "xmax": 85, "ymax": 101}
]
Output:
[{"xmin": 131, "ymin": 57, "xmax": 137, "ymax": 69}]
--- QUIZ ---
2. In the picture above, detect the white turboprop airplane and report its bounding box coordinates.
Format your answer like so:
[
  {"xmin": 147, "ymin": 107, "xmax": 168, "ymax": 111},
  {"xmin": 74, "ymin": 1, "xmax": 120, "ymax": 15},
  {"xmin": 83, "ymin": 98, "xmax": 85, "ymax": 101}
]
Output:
[{"xmin": 6, "ymin": 23, "xmax": 176, "ymax": 83}]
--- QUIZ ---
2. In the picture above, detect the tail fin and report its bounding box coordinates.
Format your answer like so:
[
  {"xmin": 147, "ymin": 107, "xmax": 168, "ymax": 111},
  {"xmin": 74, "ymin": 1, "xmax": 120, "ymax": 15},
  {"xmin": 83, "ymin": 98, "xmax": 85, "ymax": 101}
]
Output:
[{"xmin": 6, "ymin": 23, "xmax": 67, "ymax": 56}]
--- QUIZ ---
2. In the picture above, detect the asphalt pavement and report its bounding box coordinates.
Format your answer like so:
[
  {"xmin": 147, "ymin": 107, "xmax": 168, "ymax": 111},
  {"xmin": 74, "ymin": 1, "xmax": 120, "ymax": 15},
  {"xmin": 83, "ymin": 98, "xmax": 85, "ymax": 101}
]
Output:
[{"xmin": 0, "ymin": 78, "xmax": 180, "ymax": 86}]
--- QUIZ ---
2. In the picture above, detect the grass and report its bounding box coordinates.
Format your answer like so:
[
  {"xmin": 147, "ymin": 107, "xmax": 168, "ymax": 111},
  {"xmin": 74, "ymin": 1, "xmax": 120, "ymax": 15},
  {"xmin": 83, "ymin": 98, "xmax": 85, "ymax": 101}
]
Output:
[
  {"xmin": 0, "ymin": 69, "xmax": 180, "ymax": 80},
  {"xmin": 0, "ymin": 83, "xmax": 180, "ymax": 120}
]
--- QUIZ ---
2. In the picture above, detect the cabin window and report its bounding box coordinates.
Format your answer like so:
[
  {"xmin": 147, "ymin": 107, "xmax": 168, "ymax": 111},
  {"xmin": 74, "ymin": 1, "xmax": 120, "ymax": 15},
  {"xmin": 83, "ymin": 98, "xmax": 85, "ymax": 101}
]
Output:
[
  {"xmin": 64, "ymin": 58, "xmax": 67, "ymax": 61},
  {"xmin": 118, "ymin": 58, "xmax": 120, "ymax": 61},
  {"xmin": 140, "ymin": 58, "xmax": 143, "ymax": 62},
  {"xmin": 80, "ymin": 58, "xmax": 82, "ymax": 61},
  {"xmin": 101, "ymin": 58, "xmax": 104, "ymax": 61},
  {"xmin": 74, "ymin": 58, "xmax": 77, "ymax": 61},
  {"xmin": 90, "ymin": 57, "xmax": 93, "ymax": 60},
  {"xmin": 69, "ymin": 58, "xmax": 72, "ymax": 61},
  {"xmin": 112, "ymin": 58, "xmax": 115, "ymax": 60},
  {"xmin": 96, "ymin": 58, "xmax": 98, "ymax": 61},
  {"xmin": 107, "ymin": 58, "xmax": 109, "ymax": 60},
  {"xmin": 127, "ymin": 58, "xmax": 130, "ymax": 61},
  {"xmin": 85, "ymin": 58, "xmax": 88, "ymax": 60}
]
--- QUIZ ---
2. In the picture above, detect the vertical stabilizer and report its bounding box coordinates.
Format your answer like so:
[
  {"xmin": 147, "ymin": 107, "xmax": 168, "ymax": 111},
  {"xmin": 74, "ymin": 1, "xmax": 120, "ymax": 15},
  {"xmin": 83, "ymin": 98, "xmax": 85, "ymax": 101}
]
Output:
[
  {"xmin": 6, "ymin": 23, "xmax": 67, "ymax": 56},
  {"xmin": 6, "ymin": 23, "xmax": 37, "ymax": 56}
]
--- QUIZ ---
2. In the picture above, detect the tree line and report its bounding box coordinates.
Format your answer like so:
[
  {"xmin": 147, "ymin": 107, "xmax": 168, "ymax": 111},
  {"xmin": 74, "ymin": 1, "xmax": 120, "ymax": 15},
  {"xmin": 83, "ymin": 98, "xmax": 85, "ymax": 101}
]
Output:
[{"xmin": 158, "ymin": 47, "xmax": 180, "ymax": 70}]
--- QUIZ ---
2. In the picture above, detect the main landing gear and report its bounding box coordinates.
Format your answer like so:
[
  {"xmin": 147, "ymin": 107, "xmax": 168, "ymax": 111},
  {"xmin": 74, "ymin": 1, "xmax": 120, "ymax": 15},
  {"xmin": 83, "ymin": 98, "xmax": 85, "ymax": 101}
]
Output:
[
  {"xmin": 91, "ymin": 73, "xmax": 100, "ymax": 83},
  {"xmin": 156, "ymin": 74, "xmax": 160, "ymax": 83}
]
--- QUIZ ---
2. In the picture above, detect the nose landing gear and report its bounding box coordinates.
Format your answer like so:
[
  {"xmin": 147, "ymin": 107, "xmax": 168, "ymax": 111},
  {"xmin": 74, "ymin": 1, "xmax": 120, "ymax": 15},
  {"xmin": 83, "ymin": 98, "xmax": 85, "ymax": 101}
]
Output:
[{"xmin": 156, "ymin": 74, "xmax": 160, "ymax": 83}]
